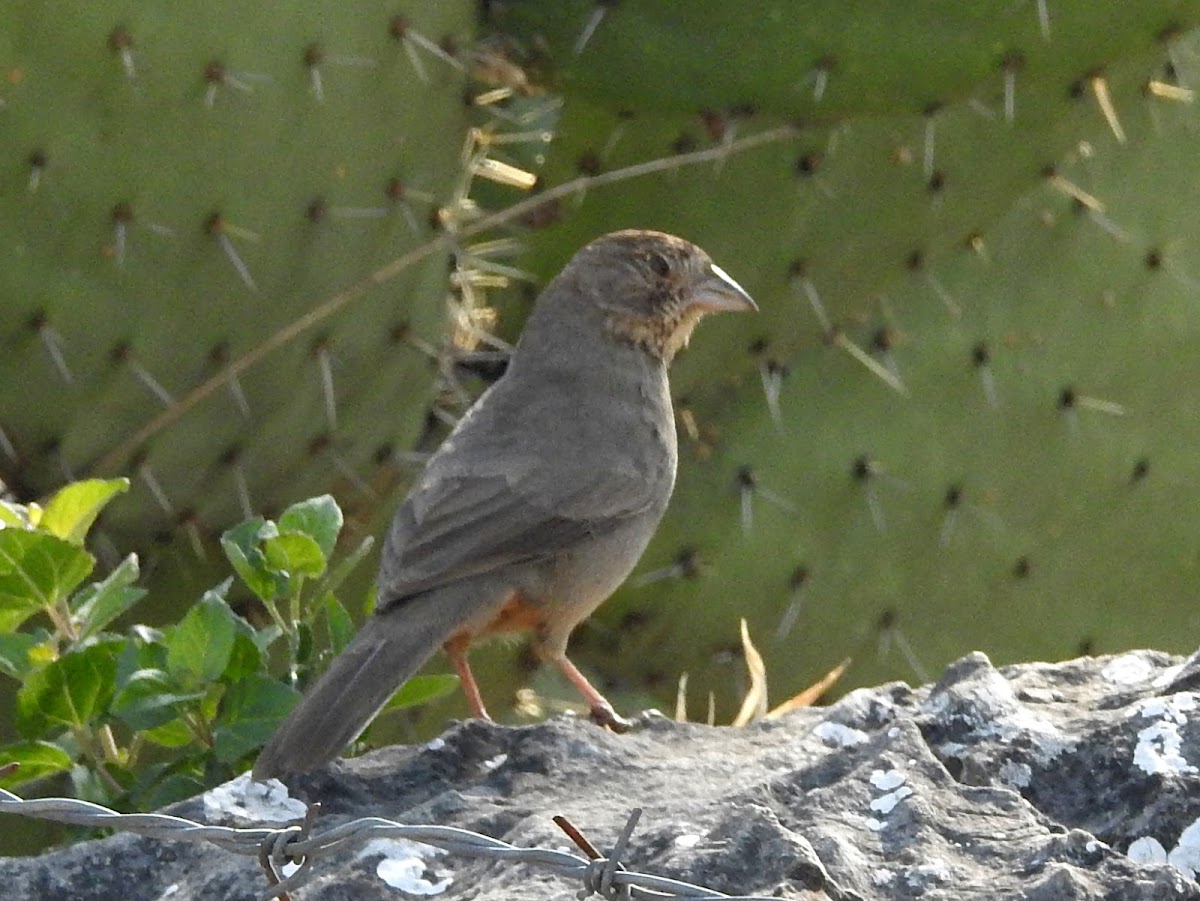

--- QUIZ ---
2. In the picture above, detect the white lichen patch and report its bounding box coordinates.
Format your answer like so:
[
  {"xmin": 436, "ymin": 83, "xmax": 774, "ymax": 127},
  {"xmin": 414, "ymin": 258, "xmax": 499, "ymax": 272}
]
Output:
[
  {"xmin": 866, "ymin": 768, "xmax": 912, "ymax": 817},
  {"xmin": 360, "ymin": 838, "xmax": 453, "ymax": 895},
  {"xmin": 202, "ymin": 772, "xmax": 307, "ymax": 824},
  {"xmin": 1133, "ymin": 694, "xmax": 1198, "ymax": 776},
  {"xmin": 480, "ymin": 753, "xmax": 508, "ymax": 771},
  {"xmin": 870, "ymin": 787, "xmax": 913, "ymax": 814},
  {"xmin": 1130, "ymin": 818, "xmax": 1200, "ymax": 880},
  {"xmin": 869, "ymin": 769, "xmax": 907, "ymax": 791},
  {"xmin": 1138, "ymin": 693, "xmax": 1197, "ymax": 722},
  {"xmin": 813, "ymin": 720, "xmax": 869, "ymax": 747},
  {"xmin": 1135, "ymin": 722, "xmax": 1196, "ymax": 776},
  {"xmin": 1127, "ymin": 836, "xmax": 1168, "ymax": 865},
  {"xmin": 1167, "ymin": 818, "xmax": 1200, "ymax": 879},
  {"xmin": 1102, "ymin": 653, "xmax": 1154, "ymax": 685}
]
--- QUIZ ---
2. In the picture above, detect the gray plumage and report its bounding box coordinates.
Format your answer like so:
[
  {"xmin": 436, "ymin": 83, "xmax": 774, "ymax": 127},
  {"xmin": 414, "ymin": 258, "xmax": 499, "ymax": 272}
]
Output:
[{"xmin": 253, "ymin": 230, "xmax": 755, "ymax": 779}]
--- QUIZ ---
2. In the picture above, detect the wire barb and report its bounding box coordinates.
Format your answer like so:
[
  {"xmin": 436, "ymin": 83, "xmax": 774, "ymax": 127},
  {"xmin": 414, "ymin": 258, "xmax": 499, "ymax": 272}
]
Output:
[
  {"xmin": 0, "ymin": 783, "xmax": 792, "ymax": 901},
  {"xmin": 554, "ymin": 814, "xmax": 602, "ymax": 859},
  {"xmin": 581, "ymin": 807, "xmax": 641, "ymax": 900},
  {"xmin": 259, "ymin": 803, "xmax": 320, "ymax": 901}
]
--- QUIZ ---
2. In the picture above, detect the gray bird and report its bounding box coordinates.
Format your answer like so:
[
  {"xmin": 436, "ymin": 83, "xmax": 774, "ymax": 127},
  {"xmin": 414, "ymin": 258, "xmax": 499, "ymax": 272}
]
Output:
[{"xmin": 253, "ymin": 229, "xmax": 756, "ymax": 778}]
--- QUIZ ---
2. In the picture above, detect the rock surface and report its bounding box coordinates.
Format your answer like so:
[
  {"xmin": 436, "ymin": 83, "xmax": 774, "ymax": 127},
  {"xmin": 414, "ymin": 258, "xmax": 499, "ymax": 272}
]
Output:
[{"xmin": 3, "ymin": 649, "xmax": 1200, "ymax": 900}]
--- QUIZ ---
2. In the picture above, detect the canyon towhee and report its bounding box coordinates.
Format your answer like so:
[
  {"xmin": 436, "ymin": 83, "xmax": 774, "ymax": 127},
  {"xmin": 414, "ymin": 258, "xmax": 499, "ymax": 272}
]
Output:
[{"xmin": 254, "ymin": 230, "xmax": 756, "ymax": 778}]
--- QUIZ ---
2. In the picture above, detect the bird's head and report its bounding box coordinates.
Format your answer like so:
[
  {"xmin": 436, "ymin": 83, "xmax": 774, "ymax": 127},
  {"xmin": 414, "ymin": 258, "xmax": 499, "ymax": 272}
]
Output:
[{"xmin": 570, "ymin": 230, "xmax": 757, "ymax": 364}]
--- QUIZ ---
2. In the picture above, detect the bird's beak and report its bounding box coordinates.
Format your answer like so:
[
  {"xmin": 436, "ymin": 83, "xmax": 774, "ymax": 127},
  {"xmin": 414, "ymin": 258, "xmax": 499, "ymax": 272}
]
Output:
[{"xmin": 689, "ymin": 263, "xmax": 758, "ymax": 314}]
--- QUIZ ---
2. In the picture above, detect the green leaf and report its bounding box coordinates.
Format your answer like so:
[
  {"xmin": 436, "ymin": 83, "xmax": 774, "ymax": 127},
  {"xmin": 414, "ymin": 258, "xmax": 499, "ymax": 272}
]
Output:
[
  {"xmin": 278, "ymin": 495, "xmax": 343, "ymax": 559},
  {"xmin": 133, "ymin": 769, "xmax": 207, "ymax": 811},
  {"xmin": 72, "ymin": 762, "xmax": 135, "ymax": 805},
  {"xmin": 220, "ymin": 518, "xmax": 283, "ymax": 601},
  {"xmin": 264, "ymin": 532, "xmax": 327, "ymax": 580},
  {"xmin": 212, "ymin": 675, "xmax": 300, "ymax": 763},
  {"xmin": 381, "ymin": 674, "xmax": 461, "ymax": 712},
  {"xmin": 251, "ymin": 623, "xmax": 284, "ymax": 655},
  {"xmin": 39, "ymin": 478, "xmax": 131, "ymax": 546},
  {"xmin": 222, "ymin": 626, "xmax": 265, "ymax": 683},
  {"xmin": 0, "ymin": 740, "xmax": 74, "ymax": 788},
  {"xmin": 16, "ymin": 640, "xmax": 122, "ymax": 736},
  {"xmin": 0, "ymin": 631, "xmax": 40, "ymax": 680},
  {"xmin": 140, "ymin": 717, "xmax": 195, "ymax": 749},
  {"xmin": 0, "ymin": 500, "xmax": 30, "ymax": 528},
  {"xmin": 115, "ymin": 627, "xmax": 168, "ymax": 690},
  {"xmin": 0, "ymin": 529, "xmax": 94, "ymax": 631},
  {"xmin": 112, "ymin": 668, "xmax": 205, "ymax": 731},
  {"xmin": 71, "ymin": 554, "xmax": 146, "ymax": 641},
  {"xmin": 321, "ymin": 593, "xmax": 356, "ymax": 655},
  {"xmin": 165, "ymin": 591, "xmax": 238, "ymax": 686},
  {"xmin": 129, "ymin": 623, "xmax": 166, "ymax": 645}
]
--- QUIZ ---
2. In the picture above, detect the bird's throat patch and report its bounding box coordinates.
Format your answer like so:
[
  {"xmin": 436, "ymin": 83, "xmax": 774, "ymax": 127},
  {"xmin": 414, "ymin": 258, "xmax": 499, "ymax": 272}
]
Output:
[{"xmin": 604, "ymin": 307, "xmax": 700, "ymax": 364}]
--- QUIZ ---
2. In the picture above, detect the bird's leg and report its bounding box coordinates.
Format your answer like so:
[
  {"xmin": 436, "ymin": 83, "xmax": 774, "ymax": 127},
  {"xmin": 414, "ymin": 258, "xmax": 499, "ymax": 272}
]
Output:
[
  {"xmin": 445, "ymin": 635, "xmax": 491, "ymax": 720},
  {"xmin": 550, "ymin": 652, "xmax": 634, "ymax": 733}
]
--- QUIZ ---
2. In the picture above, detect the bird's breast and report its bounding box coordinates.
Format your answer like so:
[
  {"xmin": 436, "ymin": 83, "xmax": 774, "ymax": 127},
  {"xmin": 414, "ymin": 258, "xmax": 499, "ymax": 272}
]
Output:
[{"xmin": 572, "ymin": 358, "xmax": 676, "ymax": 493}]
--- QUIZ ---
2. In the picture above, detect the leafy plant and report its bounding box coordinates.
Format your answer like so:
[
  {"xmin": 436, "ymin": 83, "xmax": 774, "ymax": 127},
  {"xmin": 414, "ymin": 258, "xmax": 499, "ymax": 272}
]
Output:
[{"xmin": 0, "ymin": 482, "xmax": 455, "ymax": 809}]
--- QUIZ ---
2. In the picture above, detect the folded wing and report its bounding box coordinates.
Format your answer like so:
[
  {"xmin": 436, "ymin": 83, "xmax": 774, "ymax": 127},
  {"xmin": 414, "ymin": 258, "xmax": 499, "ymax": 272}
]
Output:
[{"xmin": 376, "ymin": 461, "xmax": 657, "ymax": 609}]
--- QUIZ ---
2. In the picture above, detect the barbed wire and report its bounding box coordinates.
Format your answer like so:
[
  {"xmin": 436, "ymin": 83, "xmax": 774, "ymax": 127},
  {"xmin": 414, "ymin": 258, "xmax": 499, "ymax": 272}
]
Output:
[{"xmin": 0, "ymin": 783, "xmax": 842, "ymax": 901}]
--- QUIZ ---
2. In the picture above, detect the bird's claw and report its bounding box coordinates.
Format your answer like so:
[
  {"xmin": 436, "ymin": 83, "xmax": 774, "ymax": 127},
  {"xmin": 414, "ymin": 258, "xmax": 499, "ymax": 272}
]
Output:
[{"xmin": 589, "ymin": 703, "xmax": 636, "ymax": 733}]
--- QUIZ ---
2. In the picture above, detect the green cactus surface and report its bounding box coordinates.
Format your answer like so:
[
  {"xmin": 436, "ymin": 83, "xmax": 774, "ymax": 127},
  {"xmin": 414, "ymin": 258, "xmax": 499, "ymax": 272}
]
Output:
[
  {"xmin": 471, "ymin": 2, "xmax": 1200, "ymax": 717},
  {"xmin": 0, "ymin": 2, "xmax": 476, "ymax": 584},
  {"xmin": 6, "ymin": 2, "xmax": 1200, "ymax": 732}
]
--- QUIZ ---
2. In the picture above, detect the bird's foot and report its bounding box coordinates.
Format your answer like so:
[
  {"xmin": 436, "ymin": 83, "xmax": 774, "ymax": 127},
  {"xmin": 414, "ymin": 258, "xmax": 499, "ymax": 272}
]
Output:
[{"xmin": 589, "ymin": 702, "xmax": 636, "ymax": 733}]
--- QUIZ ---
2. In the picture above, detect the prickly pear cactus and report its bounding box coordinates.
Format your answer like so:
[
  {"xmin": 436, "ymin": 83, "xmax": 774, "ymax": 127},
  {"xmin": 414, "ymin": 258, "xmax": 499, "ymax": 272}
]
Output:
[
  {"xmin": 6, "ymin": 0, "xmax": 1200, "ymax": 731},
  {"xmin": 477, "ymin": 1, "xmax": 1200, "ymax": 717},
  {"xmin": 0, "ymin": 2, "xmax": 476, "ymax": 582}
]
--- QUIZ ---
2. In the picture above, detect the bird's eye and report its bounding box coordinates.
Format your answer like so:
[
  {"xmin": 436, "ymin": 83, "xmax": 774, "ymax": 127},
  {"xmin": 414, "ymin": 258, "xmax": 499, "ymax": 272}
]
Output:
[{"xmin": 647, "ymin": 252, "xmax": 671, "ymax": 278}]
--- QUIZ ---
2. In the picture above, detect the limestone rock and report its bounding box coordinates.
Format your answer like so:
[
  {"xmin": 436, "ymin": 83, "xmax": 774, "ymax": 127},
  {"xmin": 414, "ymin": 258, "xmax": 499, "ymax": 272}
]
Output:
[{"xmin": 2, "ymin": 649, "xmax": 1199, "ymax": 900}]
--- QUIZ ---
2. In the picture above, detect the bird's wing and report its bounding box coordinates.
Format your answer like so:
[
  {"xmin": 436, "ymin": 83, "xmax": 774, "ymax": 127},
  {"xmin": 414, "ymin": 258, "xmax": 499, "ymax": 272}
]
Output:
[{"xmin": 375, "ymin": 460, "xmax": 659, "ymax": 609}]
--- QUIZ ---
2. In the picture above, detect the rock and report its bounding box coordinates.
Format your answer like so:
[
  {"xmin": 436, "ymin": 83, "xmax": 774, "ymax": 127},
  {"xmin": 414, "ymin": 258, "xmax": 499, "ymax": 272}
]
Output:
[{"xmin": 2, "ymin": 649, "xmax": 1200, "ymax": 899}]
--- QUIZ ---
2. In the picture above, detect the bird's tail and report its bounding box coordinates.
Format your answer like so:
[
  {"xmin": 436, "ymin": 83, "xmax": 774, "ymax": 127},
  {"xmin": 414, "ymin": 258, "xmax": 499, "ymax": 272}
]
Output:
[{"xmin": 252, "ymin": 591, "xmax": 472, "ymax": 780}]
